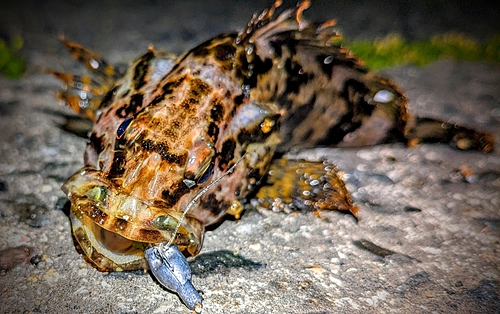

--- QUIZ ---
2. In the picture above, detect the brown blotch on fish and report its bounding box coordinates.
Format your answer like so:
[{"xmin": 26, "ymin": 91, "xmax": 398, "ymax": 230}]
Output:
[
  {"xmin": 207, "ymin": 121, "xmax": 219, "ymax": 140},
  {"xmin": 89, "ymin": 132, "xmax": 105, "ymax": 156},
  {"xmin": 182, "ymin": 97, "xmax": 197, "ymax": 111},
  {"xmin": 192, "ymin": 46, "xmax": 210, "ymax": 58},
  {"xmin": 162, "ymin": 182, "xmax": 190, "ymax": 207},
  {"xmin": 213, "ymin": 43, "xmax": 237, "ymax": 71},
  {"xmin": 113, "ymin": 218, "xmax": 129, "ymax": 232},
  {"xmin": 138, "ymin": 229, "xmax": 162, "ymax": 243},
  {"xmin": 162, "ymin": 78, "xmax": 184, "ymax": 95},
  {"xmin": 99, "ymin": 86, "xmax": 118, "ymax": 110},
  {"xmin": 214, "ymin": 43, "xmax": 236, "ymax": 61},
  {"xmin": 126, "ymin": 93, "xmax": 144, "ymax": 116},
  {"xmin": 210, "ymin": 100, "xmax": 225, "ymax": 122},
  {"xmin": 165, "ymin": 152, "xmax": 188, "ymax": 165},
  {"xmin": 107, "ymin": 151, "xmax": 127, "ymax": 178},
  {"xmin": 189, "ymin": 78, "xmax": 212, "ymax": 96},
  {"xmin": 200, "ymin": 193, "xmax": 230, "ymax": 218},
  {"xmin": 184, "ymin": 170, "xmax": 196, "ymax": 181},
  {"xmin": 246, "ymin": 168, "xmax": 264, "ymax": 190},
  {"xmin": 284, "ymin": 59, "xmax": 310, "ymax": 95},
  {"xmin": 133, "ymin": 50, "xmax": 155, "ymax": 90},
  {"xmin": 141, "ymin": 139, "xmax": 187, "ymax": 164},
  {"xmin": 247, "ymin": 57, "xmax": 273, "ymax": 87},
  {"xmin": 89, "ymin": 205, "xmax": 108, "ymax": 224},
  {"xmin": 171, "ymin": 119, "xmax": 182, "ymax": 129},
  {"xmin": 237, "ymin": 120, "xmax": 276, "ymax": 145},
  {"xmin": 116, "ymin": 93, "xmax": 144, "ymax": 118},
  {"xmin": 316, "ymin": 79, "xmax": 374, "ymax": 145},
  {"xmin": 218, "ymin": 138, "xmax": 236, "ymax": 170},
  {"xmin": 233, "ymin": 94, "xmax": 245, "ymax": 106},
  {"xmin": 149, "ymin": 76, "xmax": 187, "ymax": 106}
]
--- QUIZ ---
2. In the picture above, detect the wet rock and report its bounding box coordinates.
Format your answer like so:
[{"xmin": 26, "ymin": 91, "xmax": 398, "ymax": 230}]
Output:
[
  {"xmin": 17, "ymin": 198, "xmax": 50, "ymax": 228},
  {"xmin": 395, "ymin": 271, "xmax": 430, "ymax": 297},
  {"xmin": 0, "ymin": 246, "xmax": 35, "ymax": 270}
]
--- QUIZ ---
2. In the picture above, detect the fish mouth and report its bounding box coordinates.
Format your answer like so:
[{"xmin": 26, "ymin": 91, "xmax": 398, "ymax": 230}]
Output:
[
  {"xmin": 62, "ymin": 167, "xmax": 204, "ymax": 270},
  {"xmin": 70, "ymin": 211, "xmax": 149, "ymax": 271}
]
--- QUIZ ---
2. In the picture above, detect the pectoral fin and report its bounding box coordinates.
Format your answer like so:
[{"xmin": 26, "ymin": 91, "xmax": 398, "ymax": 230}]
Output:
[{"xmin": 255, "ymin": 158, "xmax": 358, "ymax": 217}]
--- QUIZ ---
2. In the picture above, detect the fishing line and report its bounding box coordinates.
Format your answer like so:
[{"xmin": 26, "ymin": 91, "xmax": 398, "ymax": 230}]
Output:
[{"xmin": 161, "ymin": 153, "xmax": 246, "ymax": 250}]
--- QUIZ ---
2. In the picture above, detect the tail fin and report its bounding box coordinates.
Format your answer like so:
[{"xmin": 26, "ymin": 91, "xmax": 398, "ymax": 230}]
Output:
[
  {"xmin": 405, "ymin": 117, "xmax": 494, "ymax": 153},
  {"xmin": 47, "ymin": 37, "xmax": 120, "ymax": 121}
]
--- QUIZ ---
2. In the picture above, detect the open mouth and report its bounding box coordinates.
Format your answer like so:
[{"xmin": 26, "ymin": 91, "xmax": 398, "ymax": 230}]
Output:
[
  {"xmin": 62, "ymin": 167, "xmax": 204, "ymax": 270},
  {"xmin": 70, "ymin": 211, "xmax": 149, "ymax": 271}
]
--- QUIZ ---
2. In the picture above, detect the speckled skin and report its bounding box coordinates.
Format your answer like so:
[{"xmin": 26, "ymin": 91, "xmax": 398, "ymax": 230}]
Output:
[{"xmin": 50, "ymin": 1, "xmax": 493, "ymax": 272}]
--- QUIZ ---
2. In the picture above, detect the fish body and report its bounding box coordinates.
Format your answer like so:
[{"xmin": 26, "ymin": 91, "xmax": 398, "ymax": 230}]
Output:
[{"xmin": 49, "ymin": 0, "xmax": 493, "ymax": 307}]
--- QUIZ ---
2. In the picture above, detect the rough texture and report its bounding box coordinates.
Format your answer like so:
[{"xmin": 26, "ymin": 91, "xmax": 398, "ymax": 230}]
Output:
[{"xmin": 0, "ymin": 1, "xmax": 499, "ymax": 313}]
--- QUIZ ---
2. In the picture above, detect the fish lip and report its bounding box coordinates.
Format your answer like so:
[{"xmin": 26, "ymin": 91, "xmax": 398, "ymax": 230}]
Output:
[{"xmin": 62, "ymin": 166, "xmax": 204, "ymax": 255}]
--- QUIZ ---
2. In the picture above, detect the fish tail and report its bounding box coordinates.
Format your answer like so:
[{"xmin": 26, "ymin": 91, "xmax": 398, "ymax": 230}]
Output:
[{"xmin": 405, "ymin": 117, "xmax": 494, "ymax": 153}]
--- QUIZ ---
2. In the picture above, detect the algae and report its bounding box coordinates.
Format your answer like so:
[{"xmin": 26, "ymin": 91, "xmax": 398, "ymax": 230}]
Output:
[
  {"xmin": 344, "ymin": 33, "xmax": 500, "ymax": 70},
  {"xmin": 0, "ymin": 35, "xmax": 26, "ymax": 78}
]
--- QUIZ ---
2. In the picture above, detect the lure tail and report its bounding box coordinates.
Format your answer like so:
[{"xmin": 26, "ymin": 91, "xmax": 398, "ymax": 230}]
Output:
[{"xmin": 47, "ymin": 37, "xmax": 121, "ymax": 121}]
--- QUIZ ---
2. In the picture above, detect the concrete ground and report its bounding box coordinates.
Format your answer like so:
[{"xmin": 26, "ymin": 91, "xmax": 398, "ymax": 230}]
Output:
[{"xmin": 0, "ymin": 1, "xmax": 499, "ymax": 313}]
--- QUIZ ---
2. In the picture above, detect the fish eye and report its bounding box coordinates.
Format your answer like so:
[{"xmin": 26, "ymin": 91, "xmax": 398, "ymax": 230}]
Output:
[
  {"xmin": 182, "ymin": 158, "xmax": 214, "ymax": 188},
  {"xmin": 183, "ymin": 140, "xmax": 215, "ymax": 188},
  {"xmin": 116, "ymin": 116, "xmax": 133, "ymax": 139},
  {"xmin": 196, "ymin": 159, "xmax": 214, "ymax": 184}
]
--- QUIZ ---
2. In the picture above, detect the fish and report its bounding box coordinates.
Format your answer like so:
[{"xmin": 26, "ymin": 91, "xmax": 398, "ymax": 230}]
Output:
[{"xmin": 48, "ymin": 0, "xmax": 494, "ymax": 310}]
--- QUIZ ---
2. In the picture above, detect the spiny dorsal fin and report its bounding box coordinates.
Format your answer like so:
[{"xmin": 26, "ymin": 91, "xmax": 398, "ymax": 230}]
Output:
[{"xmin": 48, "ymin": 37, "xmax": 121, "ymax": 120}]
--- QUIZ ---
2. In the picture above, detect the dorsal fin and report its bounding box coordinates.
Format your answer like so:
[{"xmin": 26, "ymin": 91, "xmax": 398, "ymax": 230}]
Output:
[{"xmin": 47, "ymin": 38, "xmax": 121, "ymax": 121}]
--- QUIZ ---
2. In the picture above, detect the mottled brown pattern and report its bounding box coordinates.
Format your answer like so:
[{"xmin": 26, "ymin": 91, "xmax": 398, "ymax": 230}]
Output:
[
  {"xmin": 162, "ymin": 182, "xmax": 191, "ymax": 207},
  {"xmin": 132, "ymin": 50, "xmax": 155, "ymax": 89},
  {"xmin": 51, "ymin": 0, "xmax": 493, "ymax": 273}
]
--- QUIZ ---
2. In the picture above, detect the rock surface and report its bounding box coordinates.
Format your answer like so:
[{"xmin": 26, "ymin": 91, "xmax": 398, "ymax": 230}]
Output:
[{"xmin": 1, "ymin": 1, "xmax": 499, "ymax": 313}]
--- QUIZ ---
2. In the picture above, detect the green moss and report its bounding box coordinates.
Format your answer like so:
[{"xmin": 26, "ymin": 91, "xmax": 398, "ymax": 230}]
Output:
[
  {"xmin": 344, "ymin": 33, "xmax": 500, "ymax": 71},
  {"xmin": 0, "ymin": 35, "xmax": 26, "ymax": 79}
]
